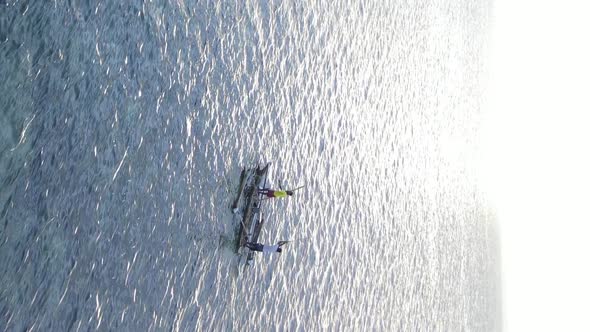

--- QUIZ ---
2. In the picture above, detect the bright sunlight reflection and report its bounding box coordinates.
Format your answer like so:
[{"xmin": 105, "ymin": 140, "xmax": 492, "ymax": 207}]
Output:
[{"xmin": 480, "ymin": 1, "xmax": 590, "ymax": 331}]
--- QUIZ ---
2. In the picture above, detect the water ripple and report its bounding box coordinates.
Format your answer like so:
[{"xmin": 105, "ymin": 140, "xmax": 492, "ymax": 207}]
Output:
[{"xmin": 0, "ymin": 0, "xmax": 499, "ymax": 330}]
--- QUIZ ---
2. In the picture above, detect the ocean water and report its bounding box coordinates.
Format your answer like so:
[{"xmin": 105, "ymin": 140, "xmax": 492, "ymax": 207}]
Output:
[{"xmin": 0, "ymin": 0, "xmax": 500, "ymax": 331}]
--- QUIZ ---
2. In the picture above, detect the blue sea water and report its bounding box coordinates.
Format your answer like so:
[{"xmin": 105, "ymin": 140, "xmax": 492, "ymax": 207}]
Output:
[{"xmin": 0, "ymin": 0, "xmax": 500, "ymax": 330}]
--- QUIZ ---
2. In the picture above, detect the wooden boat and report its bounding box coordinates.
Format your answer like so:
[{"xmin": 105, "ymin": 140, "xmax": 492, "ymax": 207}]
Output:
[{"xmin": 231, "ymin": 163, "xmax": 270, "ymax": 265}]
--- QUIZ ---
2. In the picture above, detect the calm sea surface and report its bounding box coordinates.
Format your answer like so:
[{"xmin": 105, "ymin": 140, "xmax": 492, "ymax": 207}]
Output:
[{"xmin": 1, "ymin": 0, "xmax": 500, "ymax": 330}]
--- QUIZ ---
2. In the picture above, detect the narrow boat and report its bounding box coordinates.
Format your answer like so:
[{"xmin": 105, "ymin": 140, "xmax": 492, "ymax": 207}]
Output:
[{"xmin": 231, "ymin": 163, "xmax": 270, "ymax": 265}]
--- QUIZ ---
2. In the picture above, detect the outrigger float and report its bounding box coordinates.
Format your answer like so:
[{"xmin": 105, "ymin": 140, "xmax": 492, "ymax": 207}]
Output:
[{"xmin": 231, "ymin": 163, "xmax": 270, "ymax": 265}]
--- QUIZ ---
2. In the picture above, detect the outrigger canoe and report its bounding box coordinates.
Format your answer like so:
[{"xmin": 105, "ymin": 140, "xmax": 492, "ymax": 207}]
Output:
[{"xmin": 232, "ymin": 163, "xmax": 270, "ymax": 265}]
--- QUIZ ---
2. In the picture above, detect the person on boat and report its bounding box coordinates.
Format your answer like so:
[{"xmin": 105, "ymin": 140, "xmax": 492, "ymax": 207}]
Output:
[
  {"xmin": 245, "ymin": 241, "xmax": 288, "ymax": 253},
  {"xmin": 257, "ymin": 188, "xmax": 294, "ymax": 198}
]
